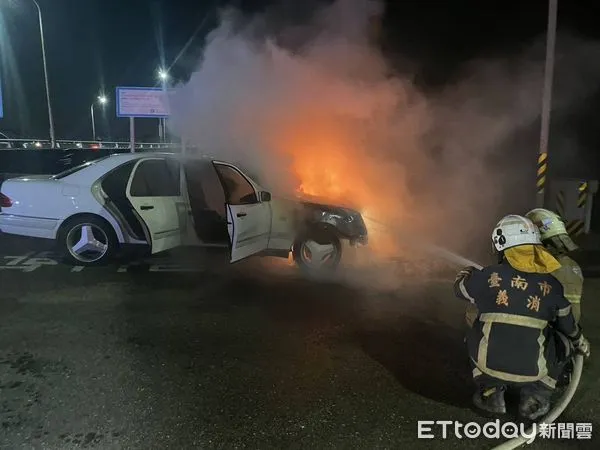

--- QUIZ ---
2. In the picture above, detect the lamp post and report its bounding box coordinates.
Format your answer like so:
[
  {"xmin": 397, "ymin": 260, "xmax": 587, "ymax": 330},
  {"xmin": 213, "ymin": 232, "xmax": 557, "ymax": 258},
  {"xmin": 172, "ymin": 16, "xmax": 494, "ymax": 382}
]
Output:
[
  {"xmin": 90, "ymin": 95, "xmax": 107, "ymax": 140},
  {"xmin": 157, "ymin": 68, "xmax": 169, "ymax": 143},
  {"xmin": 536, "ymin": 0, "xmax": 558, "ymax": 208},
  {"xmin": 30, "ymin": 0, "xmax": 55, "ymax": 148}
]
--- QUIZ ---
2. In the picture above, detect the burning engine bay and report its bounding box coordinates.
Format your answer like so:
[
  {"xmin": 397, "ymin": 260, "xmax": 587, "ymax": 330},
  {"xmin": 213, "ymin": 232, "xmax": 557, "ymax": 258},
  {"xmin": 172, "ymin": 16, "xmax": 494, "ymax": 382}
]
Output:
[{"xmin": 282, "ymin": 192, "xmax": 369, "ymax": 246}]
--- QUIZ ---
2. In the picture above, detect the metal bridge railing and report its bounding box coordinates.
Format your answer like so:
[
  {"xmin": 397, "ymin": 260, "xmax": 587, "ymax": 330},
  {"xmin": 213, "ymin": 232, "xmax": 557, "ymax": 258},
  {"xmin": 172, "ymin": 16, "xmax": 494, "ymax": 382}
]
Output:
[{"xmin": 0, "ymin": 138, "xmax": 180, "ymax": 150}]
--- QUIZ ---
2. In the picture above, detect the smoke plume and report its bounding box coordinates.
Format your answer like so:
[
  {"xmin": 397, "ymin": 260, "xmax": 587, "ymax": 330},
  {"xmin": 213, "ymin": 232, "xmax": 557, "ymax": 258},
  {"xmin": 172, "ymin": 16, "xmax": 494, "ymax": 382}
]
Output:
[{"xmin": 168, "ymin": 0, "xmax": 600, "ymax": 278}]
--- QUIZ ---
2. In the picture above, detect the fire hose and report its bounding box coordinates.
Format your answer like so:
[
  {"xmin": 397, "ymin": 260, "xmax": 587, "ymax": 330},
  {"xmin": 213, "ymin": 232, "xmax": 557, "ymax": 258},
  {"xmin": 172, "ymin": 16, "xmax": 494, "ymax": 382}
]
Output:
[{"xmin": 418, "ymin": 242, "xmax": 584, "ymax": 450}]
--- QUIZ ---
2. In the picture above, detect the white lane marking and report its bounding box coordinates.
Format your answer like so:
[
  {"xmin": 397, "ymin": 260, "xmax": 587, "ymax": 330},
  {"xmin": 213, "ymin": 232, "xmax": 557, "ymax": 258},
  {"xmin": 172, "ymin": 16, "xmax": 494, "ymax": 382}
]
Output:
[
  {"xmin": 0, "ymin": 253, "xmax": 456, "ymax": 278},
  {"xmin": 3, "ymin": 252, "xmax": 35, "ymax": 265},
  {"xmin": 1, "ymin": 252, "xmax": 58, "ymax": 272}
]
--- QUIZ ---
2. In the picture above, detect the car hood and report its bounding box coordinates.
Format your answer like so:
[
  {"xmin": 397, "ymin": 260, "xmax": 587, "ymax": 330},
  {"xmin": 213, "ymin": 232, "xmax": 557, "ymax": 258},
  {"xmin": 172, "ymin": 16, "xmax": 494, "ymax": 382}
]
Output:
[
  {"xmin": 293, "ymin": 193, "xmax": 360, "ymax": 213},
  {"xmin": 299, "ymin": 200, "xmax": 360, "ymax": 216}
]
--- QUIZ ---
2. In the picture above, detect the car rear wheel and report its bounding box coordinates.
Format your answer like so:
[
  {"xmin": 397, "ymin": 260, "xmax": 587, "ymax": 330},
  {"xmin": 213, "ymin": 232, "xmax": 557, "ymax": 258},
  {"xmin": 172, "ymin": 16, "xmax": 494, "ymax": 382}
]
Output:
[
  {"xmin": 293, "ymin": 229, "xmax": 342, "ymax": 275},
  {"xmin": 58, "ymin": 216, "xmax": 118, "ymax": 266}
]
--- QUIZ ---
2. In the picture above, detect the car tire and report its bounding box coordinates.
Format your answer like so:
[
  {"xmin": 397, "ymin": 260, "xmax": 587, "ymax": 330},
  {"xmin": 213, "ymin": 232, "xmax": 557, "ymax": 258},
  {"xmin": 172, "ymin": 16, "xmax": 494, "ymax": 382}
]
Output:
[
  {"xmin": 293, "ymin": 228, "xmax": 342, "ymax": 275},
  {"xmin": 57, "ymin": 215, "xmax": 118, "ymax": 266}
]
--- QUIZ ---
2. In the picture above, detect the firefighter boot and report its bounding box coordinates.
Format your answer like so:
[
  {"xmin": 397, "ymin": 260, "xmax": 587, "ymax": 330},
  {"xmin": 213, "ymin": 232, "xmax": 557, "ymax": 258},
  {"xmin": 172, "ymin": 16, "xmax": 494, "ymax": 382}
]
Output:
[
  {"xmin": 519, "ymin": 391, "xmax": 551, "ymax": 421},
  {"xmin": 473, "ymin": 386, "xmax": 506, "ymax": 415},
  {"xmin": 556, "ymin": 359, "xmax": 574, "ymax": 389}
]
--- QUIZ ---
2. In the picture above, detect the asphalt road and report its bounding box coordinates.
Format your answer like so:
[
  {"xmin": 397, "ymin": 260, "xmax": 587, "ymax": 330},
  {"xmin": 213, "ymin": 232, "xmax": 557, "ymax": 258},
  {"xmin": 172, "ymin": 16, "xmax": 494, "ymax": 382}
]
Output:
[{"xmin": 1, "ymin": 235, "xmax": 599, "ymax": 449}]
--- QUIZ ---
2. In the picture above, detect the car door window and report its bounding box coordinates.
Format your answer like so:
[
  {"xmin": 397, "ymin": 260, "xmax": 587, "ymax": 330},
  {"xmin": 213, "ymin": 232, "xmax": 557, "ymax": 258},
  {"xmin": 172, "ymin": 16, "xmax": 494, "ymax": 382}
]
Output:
[
  {"xmin": 214, "ymin": 164, "xmax": 258, "ymax": 205},
  {"xmin": 102, "ymin": 161, "xmax": 137, "ymax": 197},
  {"xmin": 130, "ymin": 159, "xmax": 181, "ymax": 197}
]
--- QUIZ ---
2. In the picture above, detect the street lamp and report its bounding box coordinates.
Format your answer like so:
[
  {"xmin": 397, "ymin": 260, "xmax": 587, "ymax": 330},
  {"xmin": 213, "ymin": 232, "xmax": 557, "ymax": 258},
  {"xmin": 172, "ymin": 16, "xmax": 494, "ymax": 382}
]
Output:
[
  {"xmin": 157, "ymin": 68, "xmax": 169, "ymax": 142},
  {"xmin": 3, "ymin": 1, "xmax": 56, "ymax": 146},
  {"xmin": 157, "ymin": 68, "xmax": 169, "ymax": 82},
  {"xmin": 90, "ymin": 95, "xmax": 107, "ymax": 141},
  {"xmin": 30, "ymin": 0, "xmax": 55, "ymax": 148}
]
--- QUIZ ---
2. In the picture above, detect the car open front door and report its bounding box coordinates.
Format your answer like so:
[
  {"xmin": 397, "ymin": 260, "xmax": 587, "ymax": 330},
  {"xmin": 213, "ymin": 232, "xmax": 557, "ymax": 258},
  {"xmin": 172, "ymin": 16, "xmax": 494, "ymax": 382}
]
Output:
[
  {"xmin": 126, "ymin": 157, "xmax": 185, "ymax": 254},
  {"xmin": 213, "ymin": 163, "xmax": 271, "ymax": 262}
]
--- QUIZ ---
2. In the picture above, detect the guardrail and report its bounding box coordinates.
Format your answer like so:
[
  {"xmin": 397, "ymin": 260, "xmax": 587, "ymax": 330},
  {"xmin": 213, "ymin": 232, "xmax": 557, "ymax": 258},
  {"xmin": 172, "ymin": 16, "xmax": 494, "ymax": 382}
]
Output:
[
  {"xmin": 0, "ymin": 145, "xmax": 200, "ymax": 184},
  {"xmin": 0, "ymin": 138, "xmax": 180, "ymax": 150}
]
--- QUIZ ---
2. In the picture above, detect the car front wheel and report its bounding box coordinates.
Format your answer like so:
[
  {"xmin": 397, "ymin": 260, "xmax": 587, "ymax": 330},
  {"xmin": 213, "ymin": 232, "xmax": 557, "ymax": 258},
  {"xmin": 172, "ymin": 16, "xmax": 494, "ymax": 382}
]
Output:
[
  {"xmin": 57, "ymin": 216, "xmax": 118, "ymax": 266},
  {"xmin": 293, "ymin": 229, "xmax": 342, "ymax": 274}
]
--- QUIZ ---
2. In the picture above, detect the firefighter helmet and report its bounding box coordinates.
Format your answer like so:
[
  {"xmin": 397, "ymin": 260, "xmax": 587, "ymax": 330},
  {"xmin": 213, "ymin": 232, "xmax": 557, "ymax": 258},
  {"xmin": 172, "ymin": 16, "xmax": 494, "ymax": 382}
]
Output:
[
  {"xmin": 492, "ymin": 214, "xmax": 541, "ymax": 252},
  {"xmin": 525, "ymin": 208, "xmax": 578, "ymax": 252},
  {"xmin": 525, "ymin": 208, "xmax": 568, "ymax": 239}
]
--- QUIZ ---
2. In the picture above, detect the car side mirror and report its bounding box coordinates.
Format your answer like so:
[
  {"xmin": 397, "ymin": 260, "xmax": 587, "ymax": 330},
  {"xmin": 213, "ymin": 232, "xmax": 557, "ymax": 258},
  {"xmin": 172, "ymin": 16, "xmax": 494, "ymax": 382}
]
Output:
[{"xmin": 260, "ymin": 191, "xmax": 271, "ymax": 202}]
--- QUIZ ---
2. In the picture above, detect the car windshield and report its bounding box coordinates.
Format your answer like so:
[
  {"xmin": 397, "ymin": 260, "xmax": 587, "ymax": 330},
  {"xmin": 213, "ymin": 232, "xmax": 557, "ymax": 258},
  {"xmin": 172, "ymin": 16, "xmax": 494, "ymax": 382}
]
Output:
[{"xmin": 52, "ymin": 156, "xmax": 110, "ymax": 179}]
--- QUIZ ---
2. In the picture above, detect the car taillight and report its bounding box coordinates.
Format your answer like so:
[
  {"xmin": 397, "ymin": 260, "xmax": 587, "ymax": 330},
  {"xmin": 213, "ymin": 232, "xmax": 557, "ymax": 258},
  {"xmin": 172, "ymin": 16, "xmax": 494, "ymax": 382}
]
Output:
[{"xmin": 0, "ymin": 193, "xmax": 12, "ymax": 207}]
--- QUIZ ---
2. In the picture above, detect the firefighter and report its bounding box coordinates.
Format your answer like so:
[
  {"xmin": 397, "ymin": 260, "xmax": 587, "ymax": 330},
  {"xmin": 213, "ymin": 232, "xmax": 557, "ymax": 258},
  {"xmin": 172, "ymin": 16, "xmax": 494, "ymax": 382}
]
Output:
[
  {"xmin": 526, "ymin": 208, "xmax": 584, "ymax": 323},
  {"xmin": 465, "ymin": 208, "xmax": 584, "ymax": 328},
  {"xmin": 454, "ymin": 214, "xmax": 590, "ymax": 420}
]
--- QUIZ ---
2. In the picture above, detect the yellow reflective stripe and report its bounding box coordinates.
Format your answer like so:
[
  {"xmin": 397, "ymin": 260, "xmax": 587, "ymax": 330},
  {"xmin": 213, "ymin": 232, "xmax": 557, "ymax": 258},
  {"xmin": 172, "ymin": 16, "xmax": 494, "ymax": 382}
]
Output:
[
  {"xmin": 557, "ymin": 305, "xmax": 572, "ymax": 317},
  {"xmin": 541, "ymin": 376, "xmax": 557, "ymax": 389},
  {"xmin": 476, "ymin": 365, "xmax": 548, "ymax": 383},
  {"xmin": 473, "ymin": 367, "xmax": 482, "ymax": 378},
  {"xmin": 459, "ymin": 279, "xmax": 476, "ymax": 304},
  {"xmin": 474, "ymin": 314, "xmax": 550, "ymax": 383},
  {"xmin": 564, "ymin": 294, "xmax": 581, "ymax": 304},
  {"xmin": 477, "ymin": 322, "xmax": 492, "ymax": 372},
  {"xmin": 537, "ymin": 329, "xmax": 547, "ymax": 378},
  {"xmin": 479, "ymin": 313, "xmax": 547, "ymax": 329}
]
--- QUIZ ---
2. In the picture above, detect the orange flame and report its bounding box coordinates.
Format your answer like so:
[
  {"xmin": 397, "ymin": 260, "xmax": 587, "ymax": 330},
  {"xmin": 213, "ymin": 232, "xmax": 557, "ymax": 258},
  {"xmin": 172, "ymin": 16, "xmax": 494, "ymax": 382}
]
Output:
[{"xmin": 267, "ymin": 114, "xmax": 417, "ymax": 258}]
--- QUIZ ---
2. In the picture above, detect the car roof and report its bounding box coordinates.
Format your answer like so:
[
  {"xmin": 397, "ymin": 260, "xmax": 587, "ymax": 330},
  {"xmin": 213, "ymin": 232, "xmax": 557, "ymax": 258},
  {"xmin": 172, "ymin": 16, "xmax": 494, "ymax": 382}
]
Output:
[
  {"xmin": 102, "ymin": 152, "xmax": 239, "ymax": 168},
  {"xmin": 56, "ymin": 151, "xmax": 237, "ymax": 184},
  {"xmin": 103, "ymin": 151, "xmax": 219, "ymax": 163}
]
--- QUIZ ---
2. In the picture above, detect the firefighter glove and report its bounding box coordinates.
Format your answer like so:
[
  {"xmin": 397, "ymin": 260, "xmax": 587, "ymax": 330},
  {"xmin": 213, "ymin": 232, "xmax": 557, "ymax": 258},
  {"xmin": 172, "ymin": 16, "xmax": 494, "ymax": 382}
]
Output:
[{"xmin": 573, "ymin": 335, "xmax": 591, "ymax": 358}]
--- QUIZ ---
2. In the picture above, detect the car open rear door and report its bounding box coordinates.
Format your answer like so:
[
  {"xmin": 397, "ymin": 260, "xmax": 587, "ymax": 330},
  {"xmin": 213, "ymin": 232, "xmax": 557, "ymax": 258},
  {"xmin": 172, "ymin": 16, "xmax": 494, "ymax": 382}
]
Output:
[
  {"xmin": 126, "ymin": 157, "xmax": 185, "ymax": 254},
  {"xmin": 213, "ymin": 162, "xmax": 271, "ymax": 262}
]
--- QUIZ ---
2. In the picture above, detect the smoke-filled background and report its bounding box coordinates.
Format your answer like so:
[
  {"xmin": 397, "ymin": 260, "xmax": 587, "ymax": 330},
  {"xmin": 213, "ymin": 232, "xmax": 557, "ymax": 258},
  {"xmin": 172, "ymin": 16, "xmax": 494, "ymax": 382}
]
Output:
[{"xmin": 167, "ymin": 0, "xmax": 600, "ymax": 275}]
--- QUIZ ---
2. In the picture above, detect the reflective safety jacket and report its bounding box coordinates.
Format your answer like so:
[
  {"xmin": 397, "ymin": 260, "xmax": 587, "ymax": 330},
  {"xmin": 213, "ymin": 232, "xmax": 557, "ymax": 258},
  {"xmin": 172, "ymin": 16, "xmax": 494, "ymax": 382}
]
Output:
[
  {"xmin": 454, "ymin": 262, "xmax": 581, "ymax": 387},
  {"xmin": 551, "ymin": 254, "xmax": 583, "ymax": 305}
]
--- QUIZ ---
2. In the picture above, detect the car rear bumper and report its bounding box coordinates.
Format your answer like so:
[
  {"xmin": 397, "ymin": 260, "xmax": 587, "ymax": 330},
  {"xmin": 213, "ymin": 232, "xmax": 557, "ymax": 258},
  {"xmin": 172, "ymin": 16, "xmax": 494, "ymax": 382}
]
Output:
[{"xmin": 0, "ymin": 213, "xmax": 59, "ymax": 239}]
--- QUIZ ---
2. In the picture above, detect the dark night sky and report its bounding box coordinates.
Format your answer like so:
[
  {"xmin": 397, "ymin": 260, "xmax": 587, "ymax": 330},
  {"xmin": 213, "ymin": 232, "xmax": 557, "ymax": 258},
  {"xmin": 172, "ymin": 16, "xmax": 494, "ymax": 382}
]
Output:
[{"xmin": 0, "ymin": 0, "xmax": 599, "ymax": 142}]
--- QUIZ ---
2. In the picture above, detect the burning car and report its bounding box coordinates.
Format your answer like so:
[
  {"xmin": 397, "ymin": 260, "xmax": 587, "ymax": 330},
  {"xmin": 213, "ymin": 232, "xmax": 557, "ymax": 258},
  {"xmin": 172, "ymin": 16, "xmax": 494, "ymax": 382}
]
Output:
[{"xmin": 0, "ymin": 152, "xmax": 368, "ymax": 272}]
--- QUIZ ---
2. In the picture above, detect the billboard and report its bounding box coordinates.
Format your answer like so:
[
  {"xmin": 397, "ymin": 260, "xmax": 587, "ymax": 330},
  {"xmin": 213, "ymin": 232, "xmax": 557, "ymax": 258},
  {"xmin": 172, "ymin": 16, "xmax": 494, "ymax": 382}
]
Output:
[{"xmin": 116, "ymin": 86, "xmax": 170, "ymax": 118}]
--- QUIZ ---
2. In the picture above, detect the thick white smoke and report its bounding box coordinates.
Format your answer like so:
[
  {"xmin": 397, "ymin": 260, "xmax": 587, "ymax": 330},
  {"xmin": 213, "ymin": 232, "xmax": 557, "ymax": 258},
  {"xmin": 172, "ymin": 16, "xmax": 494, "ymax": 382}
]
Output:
[{"xmin": 167, "ymin": 0, "xmax": 600, "ymax": 273}]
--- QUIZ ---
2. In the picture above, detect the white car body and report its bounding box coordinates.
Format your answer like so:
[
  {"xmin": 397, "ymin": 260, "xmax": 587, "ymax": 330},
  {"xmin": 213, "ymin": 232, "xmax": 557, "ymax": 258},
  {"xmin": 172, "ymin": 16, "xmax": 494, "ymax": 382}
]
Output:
[{"xmin": 0, "ymin": 152, "xmax": 368, "ymax": 267}]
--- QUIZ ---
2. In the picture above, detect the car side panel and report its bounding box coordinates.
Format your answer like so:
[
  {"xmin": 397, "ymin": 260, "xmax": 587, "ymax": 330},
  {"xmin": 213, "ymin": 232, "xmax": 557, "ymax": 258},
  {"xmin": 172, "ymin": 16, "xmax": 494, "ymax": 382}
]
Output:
[
  {"xmin": 0, "ymin": 179, "xmax": 71, "ymax": 222},
  {"xmin": 0, "ymin": 217, "xmax": 61, "ymax": 239},
  {"xmin": 0, "ymin": 178, "xmax": 127, "ymax": 243}
]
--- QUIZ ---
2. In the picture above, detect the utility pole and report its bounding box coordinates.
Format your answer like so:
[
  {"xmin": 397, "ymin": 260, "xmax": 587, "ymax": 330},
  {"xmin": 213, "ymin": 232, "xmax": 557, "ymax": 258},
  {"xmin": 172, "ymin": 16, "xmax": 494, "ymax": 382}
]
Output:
[
  {"xmin": 32, "ymin": 0, "xmax": 55, "ymax": 148},
  {"xmin": 536, "ymin": 0, "xmax": 558, "ymax": 208},
  {"xmin": 90, "ymin": 104, "xmax": 96, "ymax": 140}
]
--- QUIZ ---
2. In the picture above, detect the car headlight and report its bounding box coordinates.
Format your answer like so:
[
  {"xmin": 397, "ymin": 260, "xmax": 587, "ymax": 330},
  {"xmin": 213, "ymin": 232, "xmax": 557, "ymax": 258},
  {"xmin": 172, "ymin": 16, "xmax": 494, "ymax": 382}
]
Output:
[{"xmin": 324, "ymin": 211, "xmax": 354, "ymax": 223}]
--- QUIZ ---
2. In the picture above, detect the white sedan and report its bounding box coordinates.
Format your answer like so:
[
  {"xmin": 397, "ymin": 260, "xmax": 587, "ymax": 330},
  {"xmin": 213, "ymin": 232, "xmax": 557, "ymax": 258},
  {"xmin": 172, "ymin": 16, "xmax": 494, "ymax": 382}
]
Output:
[{"xmin": 0, "ymin": 152, "xmax": 368, "ymax": 272}]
